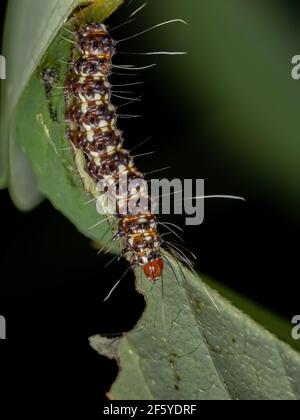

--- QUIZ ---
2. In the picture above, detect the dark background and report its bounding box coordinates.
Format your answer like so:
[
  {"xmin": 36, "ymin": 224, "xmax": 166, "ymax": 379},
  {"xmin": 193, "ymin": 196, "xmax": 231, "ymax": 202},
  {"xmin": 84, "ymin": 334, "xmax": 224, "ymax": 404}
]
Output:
[{"xmin": 1, "ymin": 0, "xmax": 300, "ymax": 413}]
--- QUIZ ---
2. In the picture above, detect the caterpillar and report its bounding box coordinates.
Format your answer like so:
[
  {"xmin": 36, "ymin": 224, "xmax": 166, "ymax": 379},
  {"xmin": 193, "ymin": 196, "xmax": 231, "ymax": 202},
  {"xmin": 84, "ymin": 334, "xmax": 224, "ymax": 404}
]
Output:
[
  {"xmin": 62, "ymin": 4, "xmax": 246, "ymax": 298},
  {"xmin": 64, "ymin": 21, "xmax": 165, "ymax": 282}
]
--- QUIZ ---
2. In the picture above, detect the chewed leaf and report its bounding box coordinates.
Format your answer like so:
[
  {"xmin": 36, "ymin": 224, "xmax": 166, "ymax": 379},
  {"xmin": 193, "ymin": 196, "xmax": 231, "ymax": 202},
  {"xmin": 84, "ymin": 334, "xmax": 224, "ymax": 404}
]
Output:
[{"xmin": 90, "ymin": 257, "xmax": 300, "ymax": 400}]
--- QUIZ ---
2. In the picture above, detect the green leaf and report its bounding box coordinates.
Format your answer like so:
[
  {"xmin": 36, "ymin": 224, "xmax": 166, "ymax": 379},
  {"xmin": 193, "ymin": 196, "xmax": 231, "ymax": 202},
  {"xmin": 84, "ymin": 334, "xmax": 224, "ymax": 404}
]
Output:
[
  {"xmin": 1, "ymin": 0, "xmax": 123, "ymax": 210},
  {"xmin": 8, "ymin": 139, "xmax": 44, "ymax": 210},
  {"xmin": 90, "ymin": 257, "xmax": 300, "ymax": 400},
  {"xmin": 12, "ymin": 0, "xmax": 123, "ymax": 241},
  {"xmin": 204, "ymin": 276, "xmax": 300, "ymax": 353},
  {"xmin": 2, "ymin": 0, "xmax": 123, "ymax": 223},
  {"xmin": 0, "ymin": 0, "xmax": 80, "ymax": 203}
]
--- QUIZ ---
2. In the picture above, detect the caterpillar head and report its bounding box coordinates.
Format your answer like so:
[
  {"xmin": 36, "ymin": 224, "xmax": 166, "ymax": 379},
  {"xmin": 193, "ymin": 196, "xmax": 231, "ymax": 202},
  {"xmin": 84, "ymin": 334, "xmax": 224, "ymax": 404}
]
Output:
[{"xmin": 143, "ymin": 257, "xmax": 164, "ymax": 281}]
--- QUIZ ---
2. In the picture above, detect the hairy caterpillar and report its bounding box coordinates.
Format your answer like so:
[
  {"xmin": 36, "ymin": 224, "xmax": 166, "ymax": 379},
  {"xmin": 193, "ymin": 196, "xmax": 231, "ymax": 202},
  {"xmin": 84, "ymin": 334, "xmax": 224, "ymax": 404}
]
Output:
[
  {"xmin": 64, "ymin": 20, "xmax": 165, "ymax": 281},
  {"xmin": 61, "ymin": 2, "xmax": 246, "ymax": 301}
]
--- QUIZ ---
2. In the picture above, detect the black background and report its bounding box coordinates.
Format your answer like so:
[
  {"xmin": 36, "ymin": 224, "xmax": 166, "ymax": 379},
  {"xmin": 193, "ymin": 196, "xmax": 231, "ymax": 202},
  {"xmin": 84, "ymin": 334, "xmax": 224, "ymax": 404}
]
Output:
[{"xmin": 0, "ymin": 0, "xmax": 300, "ymax": 413}]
